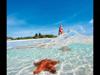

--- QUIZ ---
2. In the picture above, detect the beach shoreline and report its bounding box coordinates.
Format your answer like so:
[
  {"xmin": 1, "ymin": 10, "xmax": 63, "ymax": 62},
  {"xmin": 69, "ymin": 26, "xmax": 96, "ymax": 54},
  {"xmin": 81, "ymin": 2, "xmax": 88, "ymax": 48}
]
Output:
[
  {"xmin": 7, "ymin": 38, "xmax": 53, "ymax": 43},
  {"xmin": 7, "ymin": 35, "xmax": 93, "ymax": 47}
]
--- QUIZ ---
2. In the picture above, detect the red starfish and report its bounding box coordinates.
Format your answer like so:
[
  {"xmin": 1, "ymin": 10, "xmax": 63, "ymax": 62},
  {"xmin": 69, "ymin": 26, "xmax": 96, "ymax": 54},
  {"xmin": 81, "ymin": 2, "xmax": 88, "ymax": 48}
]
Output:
[{"xmin": 33, "ymin": 59, "xmax": 59, "ymax": 74}]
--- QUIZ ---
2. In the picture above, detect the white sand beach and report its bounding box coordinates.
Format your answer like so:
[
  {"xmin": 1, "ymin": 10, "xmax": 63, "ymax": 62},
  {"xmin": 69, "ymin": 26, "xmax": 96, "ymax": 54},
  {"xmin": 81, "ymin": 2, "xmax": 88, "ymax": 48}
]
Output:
[{"xmin": 7, "ymin": 33, "xmax": 93, "ymax": 49}]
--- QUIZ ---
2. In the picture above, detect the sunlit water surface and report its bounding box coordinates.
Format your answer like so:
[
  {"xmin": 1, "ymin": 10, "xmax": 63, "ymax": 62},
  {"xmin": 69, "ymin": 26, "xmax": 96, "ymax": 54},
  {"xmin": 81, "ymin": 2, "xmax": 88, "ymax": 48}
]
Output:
[{"xmin": 7, "ymin": 39, "xmax": 93, "ymax": 75}]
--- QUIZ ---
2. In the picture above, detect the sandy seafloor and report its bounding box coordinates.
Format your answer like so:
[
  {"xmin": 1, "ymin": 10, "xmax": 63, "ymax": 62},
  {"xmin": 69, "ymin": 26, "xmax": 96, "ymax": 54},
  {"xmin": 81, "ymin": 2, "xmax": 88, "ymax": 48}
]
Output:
[{"xmin": 7, "ymin": 33, "xmax": 93, "ymax": 75}]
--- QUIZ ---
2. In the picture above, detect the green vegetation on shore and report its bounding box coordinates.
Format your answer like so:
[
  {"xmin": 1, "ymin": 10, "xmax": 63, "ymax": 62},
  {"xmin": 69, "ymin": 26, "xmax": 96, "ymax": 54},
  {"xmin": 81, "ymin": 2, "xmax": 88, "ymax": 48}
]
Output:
[{"xmin": 7, "ymin": 33, "xmax": 57, "ymax": 40}]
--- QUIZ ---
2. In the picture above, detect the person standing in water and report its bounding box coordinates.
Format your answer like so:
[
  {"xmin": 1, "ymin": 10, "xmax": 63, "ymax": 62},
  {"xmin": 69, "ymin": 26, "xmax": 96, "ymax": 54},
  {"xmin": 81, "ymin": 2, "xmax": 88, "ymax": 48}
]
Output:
[{"xmin": 58, "ymin": 24, "xmax": 64, "ymax": 35}]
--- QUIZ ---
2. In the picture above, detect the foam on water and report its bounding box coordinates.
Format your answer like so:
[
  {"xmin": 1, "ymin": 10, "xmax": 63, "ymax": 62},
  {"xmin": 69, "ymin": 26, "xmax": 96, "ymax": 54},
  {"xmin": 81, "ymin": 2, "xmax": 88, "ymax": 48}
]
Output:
[{"xmin": 7, "ymin": 33, "xmax": 93, "ymax": 75}]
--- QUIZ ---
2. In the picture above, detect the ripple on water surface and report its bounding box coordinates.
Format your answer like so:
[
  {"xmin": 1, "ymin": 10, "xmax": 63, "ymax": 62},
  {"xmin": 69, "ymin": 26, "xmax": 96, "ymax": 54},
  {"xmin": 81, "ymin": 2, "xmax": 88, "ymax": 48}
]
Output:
[{"xmin": 7, "ymin": 43, "xmax": 93, "ymax": 75}]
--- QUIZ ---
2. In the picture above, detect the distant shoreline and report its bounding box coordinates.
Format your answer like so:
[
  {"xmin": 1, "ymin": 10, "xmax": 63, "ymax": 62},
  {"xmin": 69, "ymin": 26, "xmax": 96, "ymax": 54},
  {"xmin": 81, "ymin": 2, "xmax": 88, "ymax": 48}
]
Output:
[
  {"xmin": 7, "ymin": 38, "xmax": 53, "ymax": 43},
  {"xmin": 7, "ymin": 33, "xmax": 57, "ymax": 41},
  {"xmin": 7, "ymin": 35, "xmax": 93, "ymax": 45}
]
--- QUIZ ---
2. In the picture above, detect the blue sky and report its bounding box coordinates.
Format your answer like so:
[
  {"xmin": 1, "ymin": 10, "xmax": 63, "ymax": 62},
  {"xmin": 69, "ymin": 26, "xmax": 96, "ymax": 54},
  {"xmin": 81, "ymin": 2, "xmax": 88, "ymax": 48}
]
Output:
[{"xmin": 7, "ymin": 0, "xmax": 93, "ymax": 37}]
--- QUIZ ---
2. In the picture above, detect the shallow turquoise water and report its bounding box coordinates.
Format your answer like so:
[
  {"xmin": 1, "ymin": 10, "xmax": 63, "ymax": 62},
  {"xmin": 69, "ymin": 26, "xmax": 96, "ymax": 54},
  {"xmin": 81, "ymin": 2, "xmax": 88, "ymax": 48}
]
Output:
[{"xmin": 7, "ymin": 41, "xmax": 93, "ymax": 75}]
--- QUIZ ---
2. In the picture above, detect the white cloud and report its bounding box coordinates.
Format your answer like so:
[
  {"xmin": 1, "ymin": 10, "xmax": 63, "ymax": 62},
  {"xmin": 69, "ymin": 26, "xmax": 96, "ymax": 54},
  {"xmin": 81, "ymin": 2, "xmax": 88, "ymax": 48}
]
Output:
[
  {"xmin": 7, "ymin": 16, "xmax": 27, "ymax": 26},
  {"xmin": 79, "ymin": 25, "xmax": 86, "ymax": 33},
  {"xmin": 8, "ymin": 30, "xmax": 34, "ymax": 37},
  {"xmin": 89, "ymin": 19, "xmax": 93, "ymax": 24}
]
